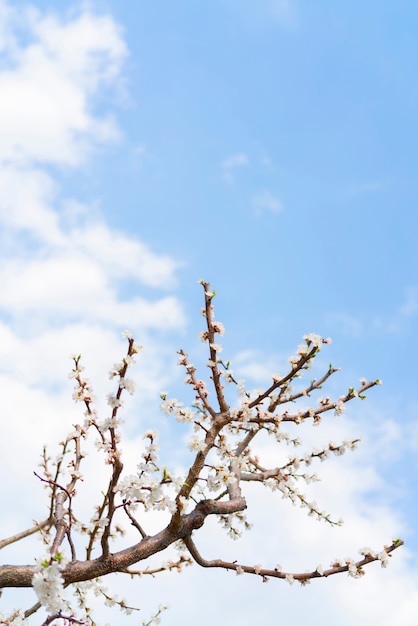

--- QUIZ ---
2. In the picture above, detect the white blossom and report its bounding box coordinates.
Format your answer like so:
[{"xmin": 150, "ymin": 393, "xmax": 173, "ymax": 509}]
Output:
[
  {"xmin": 213, "ymin": 320, "xmax": 225, "ymax": 335},
  {"xmin": 32, "ymin": 556, "xmax": 69, "ymax": 615},
  {"xmin": 359, "ymin": 546, "xmax": 375, "ymax": 558},
  {"xmin": 377, "ymin": 550, "xmax": 390, "ymax": 567},
  {"xmin": 334, "ymin": 399, "xmax": 346, "ymax": 416},
  {"xmin": 119, "ymin": 377, "xmax": 136, "ymax": 395},
  {"xmin": 303, "ymin": 333, "xmax": 323, "ymax": 348},
  {"xmin": 221, "ymin": 369, "xmax": 234, "ymax": 383},
  {"xmin": 107, "ymin": 393, "xmax": 123, "ymax": 409},
  {"xmin": 297, "ymin": 343, "xmax": 308, "ymax": 356},
  {"xmin": 143, "ymin": 429, "xmax": 159, "ymax": 440},
  {"xmin": 347, "ymin": 561, "xmax": 359, "ymax": 577},
  {"xmin": 199, "ymin": 330, "xmax": 209, "ymax": 342},
  {"xmin": 188, "ymin": 435, "xmax": 206, "ymax": 452},
  {"xmin": 0, "ymin": 611, "xmax": 28, "ymax": 626}
]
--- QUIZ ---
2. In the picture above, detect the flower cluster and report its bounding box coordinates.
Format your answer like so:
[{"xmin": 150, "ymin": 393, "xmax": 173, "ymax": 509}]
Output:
[
  {"xmin": 117, "ymin": 431, "xmax": 178, "ymax": 513},
  {"xmin": 359, "ymin": 546, "xmax": 391, "ymax": 568},
  {"xmin": 69, "ymin": 354, "xmax": 96, "ymax": 405},
  {"xmin": 0, "ymin": 611, "xmax": 28, "ymax": 626},
  {"xmin": 32, "ymin": 553, "xmax": 69, "ymax": 615}
]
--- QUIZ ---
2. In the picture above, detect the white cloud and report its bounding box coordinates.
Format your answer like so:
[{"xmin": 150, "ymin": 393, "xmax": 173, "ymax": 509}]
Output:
[
  {"xmin": 0, "ymin": 252, "xmax": 183, "ymax": 329},
  {"xmin": 0, "ymin": 165, "xmax": 184, "ymax": 333},
  {"xmin": 0, "ymin": 2, "xmax": 183, "ymax": 337},
  {"xmin": 0, "ymin": 4, "xmax": 127, "ymax": 167},
  {"xmin": 71, "ymin": 221, "xmax": 180, "ymax": 287},
  {"xmin": 252, "ymin": 189, "xmax": 283, "ymax": 214},
  {"xmin": 0, "ymin": 166, "xmax": 63, "ymax": 244},
  {"xmin": 221, "ymin": 152, "xmax": 249, "ymax": 182}
]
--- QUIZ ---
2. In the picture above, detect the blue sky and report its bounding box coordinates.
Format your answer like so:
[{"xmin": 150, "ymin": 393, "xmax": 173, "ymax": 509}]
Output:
[{"xmin": 0, "ymin": 1, "xmax": 417, "ymax": 624}]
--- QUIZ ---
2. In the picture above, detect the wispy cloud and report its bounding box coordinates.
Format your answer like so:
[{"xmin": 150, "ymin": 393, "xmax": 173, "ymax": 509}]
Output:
[
  {"xmin": 270, "ymin": 0, "xmax": 298, "ymax": 25},
  {"xmin": 326, "ymin": 312, "xmax": 364, "ymax": 338},
  {"xmin": 399, "ymin": 287, "xmax": 418, "ymax": 317},
  {"xmin": 233, "ymin": 348, "xmax": 287, "ymax": 385},
  {"xmin": 345, "ymin": 179, "xmax": 388, "ymax": 198},
  {"xmin": 221, "ymin": 152, "xmax": 249, "ymax": 182},
  {"xmin": 328, "ymin": 287, "xmax": 418, "ymax": 338},
  {"xmin": 222, "ymin": 0, "xmax": 298, "ymax": 29},
  {"xmin": 251, "ymin": 189, "xmax": 283, "ymax": 215},
  {"xmin": 372, "ymin": 287, "xmax": 418, "ymax": 334}
]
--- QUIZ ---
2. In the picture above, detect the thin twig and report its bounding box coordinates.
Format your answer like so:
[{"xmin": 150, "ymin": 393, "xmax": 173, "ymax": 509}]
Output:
[
  {"xmin": 184, "ymin": 535, "xmax": 404, "ymax": 582},
  {"xmin": 0, "ymin": 519, "xmax": 52, "ymax": 550}
]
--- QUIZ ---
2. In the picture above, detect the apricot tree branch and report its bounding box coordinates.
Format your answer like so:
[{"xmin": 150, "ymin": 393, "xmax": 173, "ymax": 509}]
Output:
[{"xmin": 184, "ymin": 535, "xmax": 404, "ymax": 583}]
